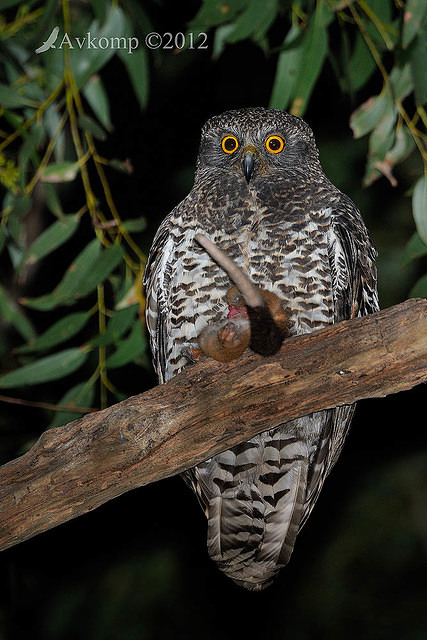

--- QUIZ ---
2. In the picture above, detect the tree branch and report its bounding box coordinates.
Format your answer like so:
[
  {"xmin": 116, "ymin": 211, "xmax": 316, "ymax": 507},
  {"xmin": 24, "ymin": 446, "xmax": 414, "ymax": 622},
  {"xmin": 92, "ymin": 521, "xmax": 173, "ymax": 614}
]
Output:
[{"xmin": 0, "ymin": 299, "xmax": 426, "ymax": 552}]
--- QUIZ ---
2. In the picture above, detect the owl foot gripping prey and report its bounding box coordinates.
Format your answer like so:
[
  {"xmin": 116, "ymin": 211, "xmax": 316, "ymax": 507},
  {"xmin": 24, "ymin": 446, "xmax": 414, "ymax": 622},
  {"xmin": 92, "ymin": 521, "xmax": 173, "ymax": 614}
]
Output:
[
  {"xmin": 143, "ymin": 108, "xmax": 378, "ymax": 590},
  {"xmin": 195, "ymin": 233, "xmax": 290, "ymax": 362}
]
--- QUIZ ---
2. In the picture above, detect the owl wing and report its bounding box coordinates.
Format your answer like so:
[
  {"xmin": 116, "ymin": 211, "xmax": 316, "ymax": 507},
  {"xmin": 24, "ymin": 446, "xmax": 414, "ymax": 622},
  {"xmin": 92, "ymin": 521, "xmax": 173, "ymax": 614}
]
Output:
[
  {"xmin": 143, "ymin": 214, "xmax": 176, "ymax": 384},
  {"xmin": 328, "ymin": 197, "xmax": 379, "ymax": 322},
  {"xmin": 302, "ymin": 200, "xmax": 379, "ymax": 525}
]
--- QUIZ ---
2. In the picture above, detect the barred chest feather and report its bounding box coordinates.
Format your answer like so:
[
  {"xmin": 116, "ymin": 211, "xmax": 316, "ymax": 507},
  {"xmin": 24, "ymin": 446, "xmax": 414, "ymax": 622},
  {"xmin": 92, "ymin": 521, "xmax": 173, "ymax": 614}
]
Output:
[{"xmin": 164, "ymin": 176, "xmax": 335, "ymax": 378}]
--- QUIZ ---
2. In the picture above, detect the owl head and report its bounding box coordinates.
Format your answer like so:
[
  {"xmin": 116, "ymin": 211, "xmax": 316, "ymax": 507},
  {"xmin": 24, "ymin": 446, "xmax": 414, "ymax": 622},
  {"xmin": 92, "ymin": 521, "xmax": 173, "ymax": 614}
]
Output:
[{"xmin": 195, "ymin": 107, "xmax": 321, "ymax": 184}]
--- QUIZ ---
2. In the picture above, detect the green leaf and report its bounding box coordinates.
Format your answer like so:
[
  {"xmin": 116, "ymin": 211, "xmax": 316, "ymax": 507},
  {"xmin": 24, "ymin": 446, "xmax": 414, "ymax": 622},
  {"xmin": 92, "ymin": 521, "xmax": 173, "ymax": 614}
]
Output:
[
  {"xmin": 43, "ymin": 183, "xmax": 65, "ymax": 216},
  {"xmin": 412, "ymin": 176, "xmax": 427, "ymax": 245},
  {"xmin": 0, "ymin": 83, "xmax": 37, "ymax": 108},
  {"xmin": 91, "ymin": 0, "xmax": 108, "ymax": 24},
  {"xmin": 347, "ymin": 31, "xmax": 377, "ymax": 92},
  {"xmin": 389, "ymin": 64, "xmax": 414, "ymax": 102},
  {"xmin": 82, "ymin": 75, "xmax": 112, "ymax": 131},
  {"xmin": 19, "ymin": 213, "xmax": 80, "ymax": 270},
  {"xmin": 18, "ymin": 122, "xmax": 45, "ymax": 187},
  {"xmin": 2, "ymin": 192, "xmax": 31, "ymax": 219},
  {"xmin": 385, "ymin": 125, "xmax": 416, "ymax": 166},
  {"xmin": 409, "ymin": 31, "xmax": 427, "ymax": 106},
  {"xmin": 368, "ymin": 103, "xmax": 397, "ymax": 160},
  {"xmin": 77, "ymin": 113, "xmax": 107, "ymax": 141},
  {"xmin": 212, "ymin": 24, "xmax": 235, "ymax": 58},
  {"xmin": 118, "ymin": 46, "xmax": 149, "ymax": 110},
  {"xmin": 22, "ymin": 240, "xmax": 125, "ymax": 310},
  {"xmin": 122, "ymin": 216, "xmax": 146, "ymax": 233},
  {"xmin": 225, "ymin": 0, "xmax": 278, "ymax": 43},
  {"xmin": 409, "ymin": 273, "xmax": 427, "ymax": 298},
  {"xmin": 0, "ymin": 284, "xmax": 35, "ymax": 341},
  {"xmin": 49, "ymin": 381, "xmax": 95, "ymax": 428},
  {"xmin": 39, "ymin": 161, "xmax": 80, "ymax": 183},
  {"xmin": 106, "ymin": 322, "xmax": 145, "ymax": 368},
  {"xmin": 43, "ymin": 104, "xmax": 66, "ymax": 162},
  {"xmin": 269, "ymin": 25, "xmax": 303, "ymax": 110},
  {"xmin": 402, "ymin": 0, "xmax": 427, "ymax": 49},
  {"xmin": 188, "ymin": 0, "xmax": 247, "ymax": 29},
  {"xmin": 290, "ymin": 2, "xmax": 333, "ymax": 116},
  {"xmin": 350, "ymin": 92, "xmax": 393, "ymax": 139},
  {"xmin": 0, "ymin": 347, "xmax": 89, "ymax": 388},
  {"xmin": 107, "ymin": 158, "xmax": 134, "ymax": 174},
  {"xmin": 70, "ymin": 6, "xmax": 128, "ymax": 89},
  {"xmin": 91, "ymin": 304, "xmax": 138, "ymax": 346},
  {"xmin": 401, "ymin": 232, "xmax": 427, "ymax": 268},
  {"xmin": 16, "ymin": 312, "xmax": 91, "ymax": 353}
]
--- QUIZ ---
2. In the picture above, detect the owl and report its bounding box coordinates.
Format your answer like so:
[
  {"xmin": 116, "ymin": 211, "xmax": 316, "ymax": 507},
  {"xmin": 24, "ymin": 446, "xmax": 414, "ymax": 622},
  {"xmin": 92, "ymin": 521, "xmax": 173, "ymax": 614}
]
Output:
[{"xmin": 143, "ymin": 108, "xmax": 378, "ymax": 590}]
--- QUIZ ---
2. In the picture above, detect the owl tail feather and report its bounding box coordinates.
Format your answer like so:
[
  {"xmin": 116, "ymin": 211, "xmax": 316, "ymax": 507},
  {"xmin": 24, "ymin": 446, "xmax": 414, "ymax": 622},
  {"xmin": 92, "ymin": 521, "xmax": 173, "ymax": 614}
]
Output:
[{"xmin": 203, "ymin": 444, "xmax": 309, "ymax": 591}]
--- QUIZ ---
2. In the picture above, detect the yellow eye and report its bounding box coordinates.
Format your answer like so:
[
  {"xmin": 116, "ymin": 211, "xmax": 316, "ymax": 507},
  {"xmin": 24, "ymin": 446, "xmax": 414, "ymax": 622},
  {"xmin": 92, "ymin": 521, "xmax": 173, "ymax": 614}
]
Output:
[
  {"xmin": 266, "ymin": 135, "xmax": 285, "ymax": 154},
  {"xmin": 221, "ymin": 135, "xmax": 239, "ymax": 154}
]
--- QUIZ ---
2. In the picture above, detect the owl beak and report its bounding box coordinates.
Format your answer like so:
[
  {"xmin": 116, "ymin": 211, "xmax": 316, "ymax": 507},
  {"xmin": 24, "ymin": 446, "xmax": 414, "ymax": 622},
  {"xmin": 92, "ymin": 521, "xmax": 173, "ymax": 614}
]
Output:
[{"xmin": 242, "ymin": 149, "xmax": 255, "ymax": 183}]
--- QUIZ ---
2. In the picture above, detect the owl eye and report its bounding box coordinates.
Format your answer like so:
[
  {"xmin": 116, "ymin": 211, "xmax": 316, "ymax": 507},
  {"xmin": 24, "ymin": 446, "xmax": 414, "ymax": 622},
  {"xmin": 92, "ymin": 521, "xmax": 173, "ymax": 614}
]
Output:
[
  {"xmin": 266, "ymin": 135, "xmax": 285, "ymax": 154},
  {"xmin": 221, "ymin": 135, "xmax": 239, "ymax": 154}
]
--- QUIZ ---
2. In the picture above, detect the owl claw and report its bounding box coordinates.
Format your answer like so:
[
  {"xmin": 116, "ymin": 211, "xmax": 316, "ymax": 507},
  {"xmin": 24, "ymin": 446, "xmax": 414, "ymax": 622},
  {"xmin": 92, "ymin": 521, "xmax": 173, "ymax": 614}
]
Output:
[{"xmin": 181, "ymin": 346, "xmax": 203, "ymax": 364}]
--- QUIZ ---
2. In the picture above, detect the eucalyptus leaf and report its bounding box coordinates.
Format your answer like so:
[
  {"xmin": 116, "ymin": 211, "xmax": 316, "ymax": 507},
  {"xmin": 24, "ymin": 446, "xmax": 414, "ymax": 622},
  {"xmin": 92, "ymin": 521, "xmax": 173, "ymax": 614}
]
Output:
[
  {"xmin": 90, "ymin": 304, "xmax": 138, "ymax": 346},
  {"xmin": 82, "ymin": 75, "xmax": 112, "ymax": 130},
  {"xmin": 18, "ymin": 122, "xmax": 45, "ymax": 186},
  {"xmin": 0, "ymin": 284, "xmax": 35, "ymax": 341},
  {"xmin": 401, "ymin": 232, "xmax": 427, "ymax": 268},
  {"xmin": 409, "ymin": 31, "xmax": 427, "ymax": 106},
  {"xmin": 22, "ymin": 240, "xmax": 125, "ymax": 310},
  {"xmin": 0, "ymin": 83, "xmax": 37, "ymax": 108},
  {"xmin": 350, "ymin": 92, "xmax": 393, "ymax": 139},
  {"xmin": 43, "ymin": 104, "xmax": 66, "ymax": 162},
  {"xmin": 225, "ymin": 0, "xmax": 278, "ymax": 44},
  {"xmin": 19, "ymin": 213, "xmax": 80, "ymax": 270},
  {"xmin": 389, "ymin": 64, "xmax": 414, "ymax": 101},
  {"xmin": 188, "ymin": 0, "xmax": 247, "ymax": 28},
  {"xmin": 412, "ymin": 176, "xmax": 427, "ymax": 245},
  {"xmin": 106, "ymin": 322, "xmax": 145, "ymax": 368},
  {"xmin": 269, "ymin": 25, "xmax": 303, "ymax": 110},
  {"xmin": 290, "ymin": 2, "xmax": 333, "ymax": 116},
  {"xmin": 118, "ymin": 47, "xmax": 149, "ymax": 110},
  {"xmin": 385, "ymin": 125, "xmax": 416, "ymax": 166},
  {"xmin": 402, "ymin": 0, "xmax": 427, "ymax": 49},
  {"xmin": 347, "ymin": 31, "xmax": 377, "ymax": 92},
  {"xmin": 212, "ymin": 24, "xmax": 236, "ymax": 59},
  {"xmin": 368, "ymin": 104, "xmax": 397, "ymax": 159},
  {"xmin": 409, "ymin": 273, "xmax": 427, "ymax": 298},
  {"xmin": 39, "ymin": 161, "xmax": 80, "ymax": 184},
  {"xmin": 70, "ymin": 6, "xmax": 128, "ymax": 89},
  {"xmin": 122, "ymin": 217, "xmax": 146, "ymax": 233},
  {"xmin": 78, "ymin": 113, "xmax": 107, "ymax": 141},
  {"xmin": 17, "ymin": 312, "xmax": 91, "ymax": 353},
  {"xmin": 43, "ymin": 183, "xmax": 65, "ymax": 216},
  {"xmin": 0, "ymin": 347, "xmax": 89, "ymax": 388}
]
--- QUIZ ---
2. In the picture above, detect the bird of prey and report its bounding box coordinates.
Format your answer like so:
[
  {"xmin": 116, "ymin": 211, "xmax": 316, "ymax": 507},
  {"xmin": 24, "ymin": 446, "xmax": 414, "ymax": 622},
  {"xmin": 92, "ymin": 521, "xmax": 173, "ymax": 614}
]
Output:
[{"xmin": 143, "ymin": 107, "xmax": 378, "ymax": 590}]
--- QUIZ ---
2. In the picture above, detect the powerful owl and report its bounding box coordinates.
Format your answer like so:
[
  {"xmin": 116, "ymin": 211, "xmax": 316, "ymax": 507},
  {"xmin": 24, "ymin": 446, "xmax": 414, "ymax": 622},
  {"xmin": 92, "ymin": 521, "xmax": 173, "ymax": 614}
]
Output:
[{"xmin": 144, "ymin": 107, "xmax": 378, "ymax": 590}]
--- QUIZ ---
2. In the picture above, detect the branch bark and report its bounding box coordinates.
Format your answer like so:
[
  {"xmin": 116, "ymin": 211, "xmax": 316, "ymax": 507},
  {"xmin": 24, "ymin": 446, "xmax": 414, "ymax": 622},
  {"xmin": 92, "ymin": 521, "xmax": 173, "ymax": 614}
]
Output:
[{"xmin": 0, "ymin": 299, "xmax": 426, "ymax": 552}]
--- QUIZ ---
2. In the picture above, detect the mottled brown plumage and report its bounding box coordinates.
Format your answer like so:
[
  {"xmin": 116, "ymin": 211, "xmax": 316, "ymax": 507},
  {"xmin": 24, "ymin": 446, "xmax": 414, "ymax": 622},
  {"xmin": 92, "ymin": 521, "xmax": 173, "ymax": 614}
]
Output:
[{"xmin": 143, "ymin": 107, "xmax": 378, "ymax": 590}]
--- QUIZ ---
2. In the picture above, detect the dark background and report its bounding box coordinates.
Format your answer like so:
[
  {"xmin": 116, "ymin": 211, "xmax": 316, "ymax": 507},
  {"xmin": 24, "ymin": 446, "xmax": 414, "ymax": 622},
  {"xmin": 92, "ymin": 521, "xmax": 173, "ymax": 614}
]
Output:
[{"xmin": 1, "ymin": 2, "xmax": 426, "ymax": 639}]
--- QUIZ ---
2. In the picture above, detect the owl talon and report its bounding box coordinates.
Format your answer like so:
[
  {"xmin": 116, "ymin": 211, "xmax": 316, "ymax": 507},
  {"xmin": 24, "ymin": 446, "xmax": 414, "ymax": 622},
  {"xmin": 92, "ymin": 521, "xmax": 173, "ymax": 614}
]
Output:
[{"xmin": 181, "ymin": 346, "xmax": 202, "ymax": 364}]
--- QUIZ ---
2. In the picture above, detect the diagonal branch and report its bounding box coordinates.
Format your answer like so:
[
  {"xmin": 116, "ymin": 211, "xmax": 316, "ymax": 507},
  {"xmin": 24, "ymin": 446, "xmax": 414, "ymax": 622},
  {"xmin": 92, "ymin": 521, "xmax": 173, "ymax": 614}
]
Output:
[{"xmin": 0, "ymin": 299, "xmax": 426, "ymax": 553}]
